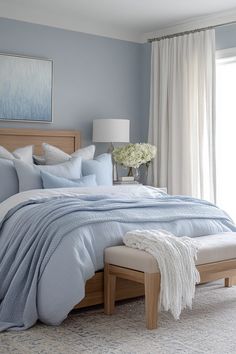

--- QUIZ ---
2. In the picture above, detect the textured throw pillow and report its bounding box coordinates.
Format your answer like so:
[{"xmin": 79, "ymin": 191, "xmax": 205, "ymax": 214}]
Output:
[
  {"xmin": 41, "ymin": 171, "xmax": 97, "ymax": 189},
  {"xmin": 0, "ymin": 145, "xmax": 33, "ymax": 164},
  {"xmin": 82, "ymin": 153, "xmax": 112, "ymax": 186},
  {"xmin": 0, "ymin": 158, "xmax": 19, "ymax": 202},
  {"xmin": 14, "ymin": 157, "xmax": 82, "ymax": 192},
  {"xmin": 42, "ymin": 143, "xmax": 96, "ymax": 165}
]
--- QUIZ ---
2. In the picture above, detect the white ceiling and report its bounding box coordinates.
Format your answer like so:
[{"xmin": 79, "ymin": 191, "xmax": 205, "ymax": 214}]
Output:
[{"xmin": 1, "ymin": 0, "xmax": 236, "ymax": 42}]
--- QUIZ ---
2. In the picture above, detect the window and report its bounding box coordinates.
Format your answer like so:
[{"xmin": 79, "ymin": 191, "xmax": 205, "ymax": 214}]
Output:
[{"xmin": 216, "ymin": 49, "xmax": 236, "ymax": 222}]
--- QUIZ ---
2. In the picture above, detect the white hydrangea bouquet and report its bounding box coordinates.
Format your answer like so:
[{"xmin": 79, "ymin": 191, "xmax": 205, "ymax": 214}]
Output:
[{"xmin": 112, "ymin": 143, "xmax": 157, "ymax": 178}]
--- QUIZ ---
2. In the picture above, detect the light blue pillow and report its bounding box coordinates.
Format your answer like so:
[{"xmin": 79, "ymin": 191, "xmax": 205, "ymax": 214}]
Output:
[
  {"xmin": 41, "ymin": 171, "xmax": 97, "ymax": 189},
  {"xmin": 0, "ymin": 158, "xmax": 19, "ymax": 202},
  {"xmin": 14, "ymin": 157, "xmax": 82, "ymax": 192},
  {"xmin": 82, "ymin": 153, "xmax": 112, "ymax": 186}
]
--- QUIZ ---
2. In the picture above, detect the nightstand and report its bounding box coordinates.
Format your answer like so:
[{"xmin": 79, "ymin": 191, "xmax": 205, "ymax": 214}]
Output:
[{"xmin": 113, "ymin": 181, "xmax": 140, "ymax": 185}]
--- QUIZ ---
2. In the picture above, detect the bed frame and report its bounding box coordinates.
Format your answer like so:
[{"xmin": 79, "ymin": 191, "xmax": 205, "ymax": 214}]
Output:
[
  {"xmin": 0, "ymin": 128, "xmax": 81, "ymax": 155},
  {"xmin": 0, "ymin": 128, "xmax": 145, "ymax": 308}
]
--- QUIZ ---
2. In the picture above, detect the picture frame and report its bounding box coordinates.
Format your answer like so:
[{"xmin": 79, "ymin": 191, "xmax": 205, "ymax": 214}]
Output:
[{"xmin": 0, "ymin": 53, "xmax": 53, "ymax": 123}]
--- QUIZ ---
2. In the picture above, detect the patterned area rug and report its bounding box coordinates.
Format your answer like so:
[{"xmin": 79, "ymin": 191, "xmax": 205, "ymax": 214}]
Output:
[{"xmin": 1, "ymin": 280, "xmax": 236, "ymax": 354}]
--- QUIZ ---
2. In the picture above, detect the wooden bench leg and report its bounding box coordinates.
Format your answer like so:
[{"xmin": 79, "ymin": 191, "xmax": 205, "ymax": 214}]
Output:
[
  {"xmin": 144, "ymin": 273, "xmax": 160, "ymax": 330},
  {"xmin": 225, "ymin": 277, "xmax": 233, "ymax": 287},
  {"xmin": 104, "ymin": 263, "xmax": 117, "ymax": 315}
]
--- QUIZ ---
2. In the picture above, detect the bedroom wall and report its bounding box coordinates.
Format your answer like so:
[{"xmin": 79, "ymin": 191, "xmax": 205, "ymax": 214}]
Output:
[
  {"xmin": 1, "ymin": 18, "xmax": 234, "ymax": 150},
  {"xmin": 140, "ymin": 43, "xmax": 151, "ymax": 142},
  {"xmin": 0, "ymin": 17, "xmax": 146, "ymax": 150},
  {"xmin": 215, "ymin": 23, "xmax": 236, "ymax": 49}
]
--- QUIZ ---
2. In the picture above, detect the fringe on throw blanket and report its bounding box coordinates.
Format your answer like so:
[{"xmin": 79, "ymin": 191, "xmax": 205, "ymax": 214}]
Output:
[{"xmin": 123, "ymin": 229, "xmax": 200, "ymax": 320}]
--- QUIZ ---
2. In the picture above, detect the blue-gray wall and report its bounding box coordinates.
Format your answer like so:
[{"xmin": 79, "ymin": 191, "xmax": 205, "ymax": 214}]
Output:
[
  {"xmin": 0, "ymin": 18, "xmax": 146, "ymax": 149},
  {"xmin": 216, "ymin": 23, "xmax": 236, "ymax": 49},
  {"xmin": 140, "ymin": 43, "xmax": 151, "ymax": 142},
  {"xmin": 1, "ymin": 18, "xmax": 235, "ymax": 149}
]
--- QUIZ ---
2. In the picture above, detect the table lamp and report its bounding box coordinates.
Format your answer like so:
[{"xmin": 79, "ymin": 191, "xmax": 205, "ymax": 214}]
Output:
[{"xmin": 93, "ymin": 119, "xmax": 130, "ymax": 180}]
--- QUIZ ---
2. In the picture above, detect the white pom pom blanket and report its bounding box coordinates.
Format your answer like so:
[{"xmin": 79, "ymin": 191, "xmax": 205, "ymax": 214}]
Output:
[{"xmin": 123, "ymin": 229, "xmax": 200, "ymax": 320}]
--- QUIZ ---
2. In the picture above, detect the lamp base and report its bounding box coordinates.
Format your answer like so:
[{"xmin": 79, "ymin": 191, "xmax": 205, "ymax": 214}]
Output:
[{"xmin": 107, "ymin": 143, "xmax": 117, "ymax": 182}]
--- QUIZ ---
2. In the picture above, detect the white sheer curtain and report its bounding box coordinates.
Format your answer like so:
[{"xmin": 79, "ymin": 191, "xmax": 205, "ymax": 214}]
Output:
[{"xmin": 148, "ymin": 29, "xmax": 216, "ymax": 202}]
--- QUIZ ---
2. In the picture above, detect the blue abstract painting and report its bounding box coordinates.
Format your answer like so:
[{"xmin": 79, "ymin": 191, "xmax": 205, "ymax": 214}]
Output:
[{"xmin": 0, "ymin": 54, "xmax": 53, "ymax": 122}]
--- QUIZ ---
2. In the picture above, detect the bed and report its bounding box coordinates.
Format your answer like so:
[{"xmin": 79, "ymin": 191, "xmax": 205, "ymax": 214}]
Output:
[
  {"xmin": 0, "ymin": 128, "xmax": 145, "ymax": 311},
  {"xmin": 0, "ymin": 128, "xmax": 236, "ymax": 332}
]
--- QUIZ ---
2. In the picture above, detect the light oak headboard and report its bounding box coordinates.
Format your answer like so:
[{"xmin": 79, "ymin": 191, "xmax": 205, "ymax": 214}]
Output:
[{"xmin": 0, "ymin": 129, "xmax": 81, "ymax": 155}]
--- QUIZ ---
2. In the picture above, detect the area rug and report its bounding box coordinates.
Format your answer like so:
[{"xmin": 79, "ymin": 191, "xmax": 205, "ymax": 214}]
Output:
[{"xmin": 1, "ymin": 280, "xmax": 236, "ymax": 354}]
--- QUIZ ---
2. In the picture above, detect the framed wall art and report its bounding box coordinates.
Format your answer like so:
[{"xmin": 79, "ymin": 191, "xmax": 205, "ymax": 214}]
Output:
[{"xmin": 0, "ymin": 53, "xmax": 53, "ymax": 123}]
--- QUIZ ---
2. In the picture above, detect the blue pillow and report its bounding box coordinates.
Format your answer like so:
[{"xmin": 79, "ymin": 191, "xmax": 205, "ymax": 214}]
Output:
[
  {"xmin": 82, "ymin": 153, "xmax": 112, "ymax": 186},
  {"xmin": 0, "ymin": 158, "xmax": 19, "ymax": 202},
  {"xmin": 41, "ymin": 171, "xmax": 97, "ymax": 189},
  {"xmin": 14, "ymin": 157, "xmax": 82, "ymax": 192}
]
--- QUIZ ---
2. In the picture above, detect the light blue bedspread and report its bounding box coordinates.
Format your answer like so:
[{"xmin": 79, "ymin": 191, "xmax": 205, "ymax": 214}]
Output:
[{"xmin": 0, "ymin": 194, "xmax": 235, "ymax": 331}]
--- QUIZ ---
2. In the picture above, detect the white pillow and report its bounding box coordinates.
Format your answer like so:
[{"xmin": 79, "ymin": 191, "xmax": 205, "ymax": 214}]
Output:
[
  {"xmin": 42, "ymin": 143, "xmax": 95, "ymax": 165},
  {"xmin": 0, "ymin": 145, "xmax": 33, "ymax": 164}
]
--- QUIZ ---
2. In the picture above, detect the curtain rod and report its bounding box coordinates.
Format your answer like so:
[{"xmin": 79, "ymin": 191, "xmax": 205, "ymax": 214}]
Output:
[{"xmin": 148, "ymin": 19, "xmax": 236, "ymax": 43}]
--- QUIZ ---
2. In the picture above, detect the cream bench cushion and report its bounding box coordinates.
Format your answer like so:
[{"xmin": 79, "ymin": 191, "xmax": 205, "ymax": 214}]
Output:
[{"xmin": 105, "ymin": 232, "xmax": 236, "ymax": 273}]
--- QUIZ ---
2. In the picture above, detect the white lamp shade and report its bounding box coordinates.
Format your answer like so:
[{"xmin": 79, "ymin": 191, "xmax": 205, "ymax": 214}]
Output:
[{"xmin": 93, "ymin": 119, "xmax": 130, "ymax": 143}]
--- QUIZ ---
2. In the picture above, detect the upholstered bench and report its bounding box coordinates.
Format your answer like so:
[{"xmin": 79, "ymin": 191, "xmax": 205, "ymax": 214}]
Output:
[{"xmin": 104, "ymin": 232, "xmax": 236, "ymax": 329}]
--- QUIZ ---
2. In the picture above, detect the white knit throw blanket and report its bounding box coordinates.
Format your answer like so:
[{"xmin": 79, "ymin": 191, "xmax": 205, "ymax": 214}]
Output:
[{"xmin": 123, "ymin": 229, "xmax": 200, "ymax": 320}]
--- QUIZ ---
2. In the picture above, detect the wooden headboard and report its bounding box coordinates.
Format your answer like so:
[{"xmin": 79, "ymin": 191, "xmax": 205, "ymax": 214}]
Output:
[{"xmin": 0, "ymin": 129, "xmax": 81, "ymax": 155}]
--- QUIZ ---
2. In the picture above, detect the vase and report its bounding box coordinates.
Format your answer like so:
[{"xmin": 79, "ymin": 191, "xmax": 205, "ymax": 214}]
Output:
[
  {"xmin": 127, "ymin": 167, "xmax": 133, "ymax": 177},
  {"xmin": 133, "ymin": 168, "xmax": 140, "ymax": 182},
  {"xmin": 127, "ymin": 167, "xmax": 140, "ymax": 182},
  {"xmin": 144, "ymin": 164, "xmax": 149, "ymax": 185}
]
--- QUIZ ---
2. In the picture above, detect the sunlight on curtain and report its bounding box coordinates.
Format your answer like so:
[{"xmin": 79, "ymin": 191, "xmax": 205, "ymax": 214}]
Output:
[{"xmin": 216, "ymin": 57, "xmax": 236, "ymax": 222}]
